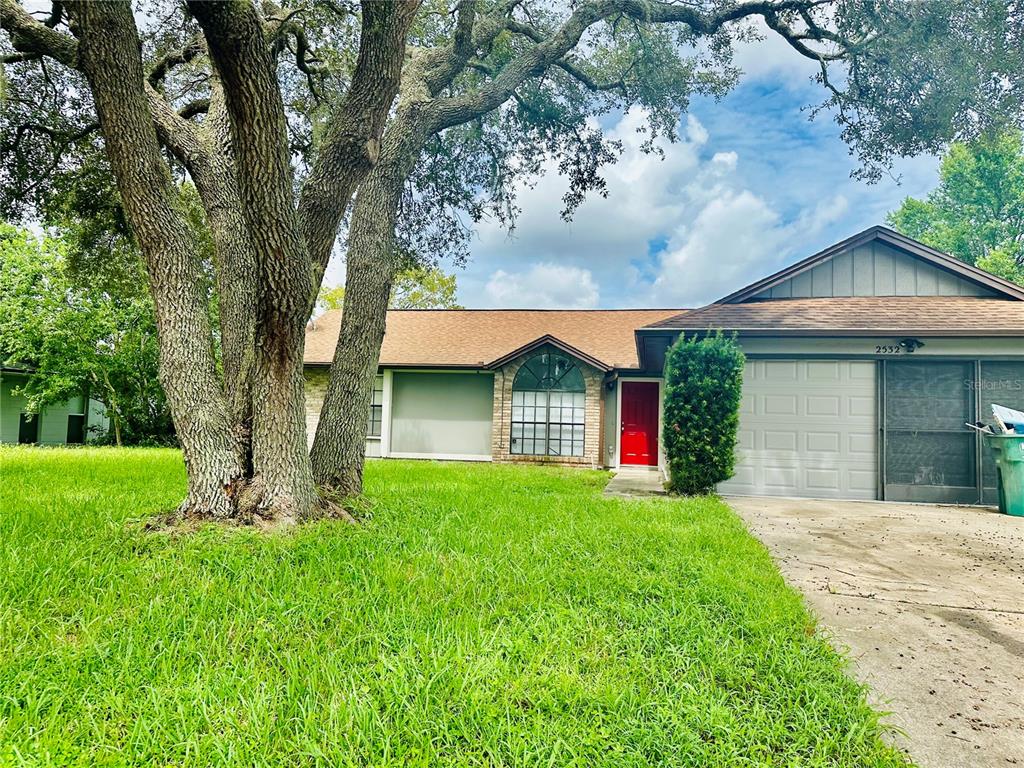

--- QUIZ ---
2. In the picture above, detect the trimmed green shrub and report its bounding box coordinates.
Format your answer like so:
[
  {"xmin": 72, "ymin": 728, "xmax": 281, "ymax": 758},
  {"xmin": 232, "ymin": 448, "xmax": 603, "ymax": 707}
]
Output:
[{"xmin": 662, "ymin": 332, "xmax": 745, "ymax": 495}]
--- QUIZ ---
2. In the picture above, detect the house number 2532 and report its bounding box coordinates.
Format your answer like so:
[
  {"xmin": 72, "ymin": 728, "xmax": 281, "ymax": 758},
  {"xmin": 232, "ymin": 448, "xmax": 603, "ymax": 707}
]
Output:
[{"xmin": 875, "ymin": 345, "xmax": 903, "ymax": 354}]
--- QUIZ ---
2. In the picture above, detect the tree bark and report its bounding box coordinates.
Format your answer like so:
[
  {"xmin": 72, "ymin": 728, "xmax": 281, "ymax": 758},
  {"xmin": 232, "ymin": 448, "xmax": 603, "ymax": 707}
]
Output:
[
  {"xmin": 310, "ymin": 125, "xmax": 424, "ymax": 494},
  {"xmin": 189, "ymin": 0, "xmax": 320, "ymax": 521},
  {"xmin": 298, "ymin": 0, "xmax": 420, "ymax": 293},
  {"xmin": 189, "ymin": 81, "xmax": 259, "ymax": 470},
  {"xmin": 66, "ymin": 0, "xmax": 243, "ymax": 517}
]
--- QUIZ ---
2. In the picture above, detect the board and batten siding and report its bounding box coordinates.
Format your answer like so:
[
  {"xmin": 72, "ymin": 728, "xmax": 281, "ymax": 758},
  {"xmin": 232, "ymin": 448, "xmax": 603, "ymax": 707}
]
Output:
[{"xmin": 753, "ymin": 242, "xmax": 997, "ymax": 299}]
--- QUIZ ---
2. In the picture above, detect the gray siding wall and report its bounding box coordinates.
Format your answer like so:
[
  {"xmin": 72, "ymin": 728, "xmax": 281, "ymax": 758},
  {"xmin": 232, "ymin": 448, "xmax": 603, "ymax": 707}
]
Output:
[
  {"xmin": 735, "ymin": 335, "xmax": 1024, "ymax": 359},
  {"xmin": 1, "ymin": 372, "xmax": 106, "ymax": 444},
  {"xmin": 391, "ymin": 372, "xmax": 493, "ymax": 457},
  {"xmin": 754, "ymin": 242, "xmax": 997, "ymax": 299}
]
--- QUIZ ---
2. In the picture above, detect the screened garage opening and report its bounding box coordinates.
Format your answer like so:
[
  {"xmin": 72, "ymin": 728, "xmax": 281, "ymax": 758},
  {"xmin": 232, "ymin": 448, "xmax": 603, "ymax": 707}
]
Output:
[
  {"xmin": 881, "ymin": 360, "xmax": 1024, "ymax": 504},
  {"xmin": 389, "ymin": 372, "xmax": 494, "ymax": 460}
]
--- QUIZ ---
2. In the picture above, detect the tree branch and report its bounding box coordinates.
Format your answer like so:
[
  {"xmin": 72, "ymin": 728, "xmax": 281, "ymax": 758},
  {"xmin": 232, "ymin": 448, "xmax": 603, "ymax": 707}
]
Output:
[
  {"xmin": 419, "ymin": 0, "xmax": 517, "ymax": 96},
  {"xmin": 762, "ymin": 9, "xmax": 849, "ymax": 63},
  {"xmin": 143, "ymin": 82, "xmax": 208, "ymax": 170},
  {"xmin": 2, "ymin": 51, "xmax": 42, "ymax": 64},
  {"xmin": 297, "ymin": 0, "xmax": 420, "ymax": 290},
  {"xmin": 148, "ymin": 35, "xmax": 205, "ymax": 89},
  {"xmin": 10, "ymin": 119, "xmax": 98, "ymax": 143},
  {"xmin": 0, "ymin": 0, "xmax": 78, "ymax": 68},
  {"xmin": 554, "ymin": 58, "xmax": 627, "ymax": 94},
  {"xmin": 426, "ymin": 0, "xmax": 844, "ymax": 132},
  {"xmin": 42, "ymin": 1, "xmax": 63, "ymax": 28},
  {"xmin": 178, "ymin": 97, "xmax": 211, "ymax": 120}
]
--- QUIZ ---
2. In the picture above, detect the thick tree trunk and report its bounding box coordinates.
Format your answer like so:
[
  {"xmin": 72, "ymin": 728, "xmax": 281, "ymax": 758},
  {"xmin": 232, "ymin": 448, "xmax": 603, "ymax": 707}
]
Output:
[
  {"xmin": 189, "ymin": 0, "xmax": 320, "ymax": 521},
  {"xmin": 67, "ymin": 0, "xmax": 243, "ymax": 517},
  {"xmin": 297, "ymin": 0, "xmax": 420, "ymax": 294},
  {"xmin": 147, "ymin": 75, "xmax": 259, "ymax": 473},
  {"xmin": 310, "ymin": 136, "xmax": 419, "ymax": 494},
  {"xmin": 189, "ymin": 83, "xmax": 258, "ymax": 470}
]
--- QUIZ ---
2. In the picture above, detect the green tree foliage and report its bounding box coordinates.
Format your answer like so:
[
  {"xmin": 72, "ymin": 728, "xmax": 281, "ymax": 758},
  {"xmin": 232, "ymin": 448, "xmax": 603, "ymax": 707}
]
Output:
[
  {"xmin": 0, "ymin": 224, "xmax": 172, "ymax": 445},
  {"xmin": 391, "ymin": 266, "xmax": 461, "ymax": 309},
  {"xmin": 887, "ymin": 131, "xmax": 1024, "ymax": 284},
  {"xmin": 826, "ymin": 1, "xmax": 1023, "ymax": 182},
  {"xmin": 317, "ymin": 266, "xmax": 462, "ymax": 313},
  {"xmin": 662, "ymin": 333, "xmax": 745, "ymax": 496},
  {"xmin": 316, "ymin": 284, "xmax": 346, "ymax": 313}
]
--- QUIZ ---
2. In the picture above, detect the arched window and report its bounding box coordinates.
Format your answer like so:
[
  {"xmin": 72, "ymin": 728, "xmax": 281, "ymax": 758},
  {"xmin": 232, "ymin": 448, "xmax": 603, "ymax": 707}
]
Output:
[{"xmin": 511, "ymin": 351, "xmax": 586, "ymax": 457}]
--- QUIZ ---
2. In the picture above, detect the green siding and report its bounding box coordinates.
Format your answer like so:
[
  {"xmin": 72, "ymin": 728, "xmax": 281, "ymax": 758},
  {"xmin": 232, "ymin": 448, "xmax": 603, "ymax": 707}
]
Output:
[{"xmin": 1, "ymin": 371, "xmax": 104, "ymax": 445}]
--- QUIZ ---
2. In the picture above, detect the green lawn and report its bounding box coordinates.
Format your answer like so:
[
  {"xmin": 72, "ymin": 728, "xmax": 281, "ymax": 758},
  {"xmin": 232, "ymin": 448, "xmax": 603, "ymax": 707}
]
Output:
[{"xmin": 0, "ymin": 448, "xmax": 908, "ymax": 767}]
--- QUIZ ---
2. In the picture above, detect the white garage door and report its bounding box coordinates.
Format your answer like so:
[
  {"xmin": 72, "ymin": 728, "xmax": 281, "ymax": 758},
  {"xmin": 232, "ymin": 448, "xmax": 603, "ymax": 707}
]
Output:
[{"xmin": 718, "ymin": 360, "xmax": 877, "ymax": 499}]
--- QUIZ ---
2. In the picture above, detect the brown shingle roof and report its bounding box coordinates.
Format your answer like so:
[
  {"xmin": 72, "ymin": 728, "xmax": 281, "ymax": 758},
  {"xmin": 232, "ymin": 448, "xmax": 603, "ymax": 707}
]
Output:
[
  {"xmin": 645, "ymin": 296, "xmax": 1024, "ymax": 335},
  {"xmin": 305, "ymin": 309, "xmax": 687, "ymax": 369}
]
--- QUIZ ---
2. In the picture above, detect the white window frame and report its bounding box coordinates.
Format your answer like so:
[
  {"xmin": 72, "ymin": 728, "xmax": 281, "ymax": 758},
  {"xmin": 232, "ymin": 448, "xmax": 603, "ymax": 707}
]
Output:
[{"xmin": 366, "ymin": 371, "xmax": 394, "ymax": 454}]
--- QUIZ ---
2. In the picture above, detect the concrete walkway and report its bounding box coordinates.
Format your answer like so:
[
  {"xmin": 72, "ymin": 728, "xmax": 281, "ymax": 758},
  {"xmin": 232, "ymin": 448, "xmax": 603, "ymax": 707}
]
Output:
[
  {"xmin": 727, "ymin": 496, "xmax": 1024, "ymax": 768},
  {"xmin": 603, "ymin": 467, "xmax": 667, "ymax": 497}
]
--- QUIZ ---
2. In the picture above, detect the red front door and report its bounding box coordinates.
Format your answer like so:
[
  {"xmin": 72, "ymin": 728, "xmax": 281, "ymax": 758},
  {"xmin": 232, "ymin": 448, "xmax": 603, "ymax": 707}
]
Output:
[{"xmin": 620, "ymin": 381, "xmax": 659, "ymax": 466}]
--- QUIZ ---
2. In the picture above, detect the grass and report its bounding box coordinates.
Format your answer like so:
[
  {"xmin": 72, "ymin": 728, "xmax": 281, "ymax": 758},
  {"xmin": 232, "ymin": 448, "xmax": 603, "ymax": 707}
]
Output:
[{"xmin": 0, "ymin": 447, "xmax": 909, "ymax": 767}]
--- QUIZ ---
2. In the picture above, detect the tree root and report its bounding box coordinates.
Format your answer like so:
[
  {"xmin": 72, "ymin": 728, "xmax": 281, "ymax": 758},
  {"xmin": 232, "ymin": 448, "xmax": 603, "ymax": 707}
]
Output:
[{"xmin": 145, "ymin": 475, "xmax": 364, "ymax": 533}]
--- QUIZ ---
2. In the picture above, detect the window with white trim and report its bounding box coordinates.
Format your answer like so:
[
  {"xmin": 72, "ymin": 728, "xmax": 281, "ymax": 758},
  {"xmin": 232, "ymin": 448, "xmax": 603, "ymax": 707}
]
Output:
[
  {"xmin": 368, "ymin": 374, "xmax": 383, "ymax": 437},
  {"xmin": 510, "ymin": 352, "xmax": 585, "ymax": 457}
]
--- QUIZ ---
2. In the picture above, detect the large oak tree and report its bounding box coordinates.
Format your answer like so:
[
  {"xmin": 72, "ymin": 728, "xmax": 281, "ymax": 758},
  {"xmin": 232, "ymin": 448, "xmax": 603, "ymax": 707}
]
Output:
[{"xmin": 2, "ymin": 0, "xmax": 418, "ymax": 523}]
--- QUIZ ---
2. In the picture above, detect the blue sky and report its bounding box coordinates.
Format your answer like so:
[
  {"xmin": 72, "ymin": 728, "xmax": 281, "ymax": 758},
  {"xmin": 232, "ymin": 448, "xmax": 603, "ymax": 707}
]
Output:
[{"xmin": 449, "ymin": 33, "xmax": 941, "ymax": 310}]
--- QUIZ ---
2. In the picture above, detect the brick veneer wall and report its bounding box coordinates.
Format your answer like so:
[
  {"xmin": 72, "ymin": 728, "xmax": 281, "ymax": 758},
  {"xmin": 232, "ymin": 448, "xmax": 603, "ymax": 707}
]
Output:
[
  {"xmin": 303, "ymin": 368, "xmax": 329, "ymax": 449},
  {"xmin": 491, "ymin": 350, "xmax": 605, "ymax": 469},
  {"xmin": 303, "ymin": 367, "xmax": 382, "ymax": 457}
]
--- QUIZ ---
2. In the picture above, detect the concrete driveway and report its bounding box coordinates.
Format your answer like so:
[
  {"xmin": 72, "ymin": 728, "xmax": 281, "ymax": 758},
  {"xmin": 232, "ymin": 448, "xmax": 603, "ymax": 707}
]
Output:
[{"xmin": 727, "ymin": 497, "xmax": 1024, "ymax": 768}]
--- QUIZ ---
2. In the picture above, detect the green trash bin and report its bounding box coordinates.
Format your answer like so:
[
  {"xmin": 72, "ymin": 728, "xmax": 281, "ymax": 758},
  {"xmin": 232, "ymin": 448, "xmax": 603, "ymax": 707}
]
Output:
[{"xmin": 986, "ymin": 433, "xmax": 1024, "ymax": 516}]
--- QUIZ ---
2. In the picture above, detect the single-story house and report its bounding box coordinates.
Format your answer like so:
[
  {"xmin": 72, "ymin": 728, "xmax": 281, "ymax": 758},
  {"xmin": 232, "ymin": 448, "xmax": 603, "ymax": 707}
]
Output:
[
  {"xmin": 0, "ymin": 367, "xmax": 108, "ymax": 445},
  {"xmin": 304, "ymin": 226, "xmax": 1024, "ymax": 505}
]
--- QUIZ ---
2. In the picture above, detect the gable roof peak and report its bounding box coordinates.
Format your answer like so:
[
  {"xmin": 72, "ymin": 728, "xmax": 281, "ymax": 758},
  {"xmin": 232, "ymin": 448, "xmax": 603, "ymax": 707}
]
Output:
[{"xmin": 717, "ymin": 225, "xmax": 1024, "ymax": 304}]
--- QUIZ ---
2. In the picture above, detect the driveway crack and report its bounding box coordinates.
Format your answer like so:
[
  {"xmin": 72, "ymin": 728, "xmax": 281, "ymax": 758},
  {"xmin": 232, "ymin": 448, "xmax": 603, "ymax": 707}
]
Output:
[{"xmin": 824, "ymin": 591, "xmax": 1024, "ymax": 615}]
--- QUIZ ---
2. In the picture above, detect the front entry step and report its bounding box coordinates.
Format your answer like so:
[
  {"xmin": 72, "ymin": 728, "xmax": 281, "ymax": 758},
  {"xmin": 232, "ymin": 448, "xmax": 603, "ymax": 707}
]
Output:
[{"xmin": 604, "ymin": 468, "xmax": 667, "ymax": 497}]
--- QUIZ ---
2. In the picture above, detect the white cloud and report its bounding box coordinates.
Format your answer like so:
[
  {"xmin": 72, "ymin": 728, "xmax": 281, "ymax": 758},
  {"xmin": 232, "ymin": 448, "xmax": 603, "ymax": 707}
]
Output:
[
  {"xmin": 455, "ymin": 77, "xmax": 942, "ymax": 309},
  {"xmin": 649, "ymin": 190, "xmax": 852, "ymax": 306},
  {"xmin": 651, "ymin": 191, "xmax": 783, "ymax": 305},
  {"xmin": 484, "ymin": 263, "xmax": 599, "ymax": 309},
  {"xmin": 711, "ymin": 151, "xmax": 738, "ymax": 170},
  {"xmin": 460, "ymin": 108, "xmax": 713, "ymax": 306},
  {"xmin": 685, "ymin": 114, "xmax": 709, "ymax": 145},
  {"xmin": 730, "ymin": 18, "xmax": 823, "ymax": 82}
]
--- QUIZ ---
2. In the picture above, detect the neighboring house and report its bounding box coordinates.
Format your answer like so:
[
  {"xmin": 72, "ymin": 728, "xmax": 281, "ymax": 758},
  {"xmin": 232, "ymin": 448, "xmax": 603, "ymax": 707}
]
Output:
[
  {"xmin": 304, "ymin": 226, "xmax": 1024, "ymax": 505},
  {"xmin": 0, "ymin": 368, "xmax": 108, "ymax": 445}
]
